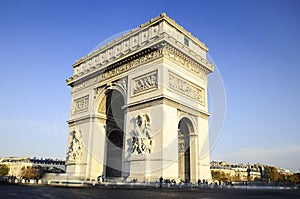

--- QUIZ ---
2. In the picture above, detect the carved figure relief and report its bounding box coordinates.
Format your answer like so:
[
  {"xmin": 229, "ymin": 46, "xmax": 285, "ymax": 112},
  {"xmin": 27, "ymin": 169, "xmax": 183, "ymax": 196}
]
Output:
[
  {"xmin": 66, "ymin": 130, "xmax": 84, "ymax": 163},
  {"xmin": 114, "ymin": 76, "xmax": 128, "ymax": 94},
  {"xmin": 132, "ymin": 71, "xmax": 157, "ymax": 96},
  {"xmin": 168, "ymin": 72, "xmax": 205, "ymax": 105},
  {"xmin": 178, "ymin": 142, "xmax": 185, "ymax": 153},
  {"xmin": 132, "ymin": 114, "xmax": 153, "ymax": 154}
]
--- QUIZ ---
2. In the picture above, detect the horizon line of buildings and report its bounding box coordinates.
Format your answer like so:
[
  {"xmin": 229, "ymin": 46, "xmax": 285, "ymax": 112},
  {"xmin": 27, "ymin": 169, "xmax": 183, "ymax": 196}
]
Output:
[
  {"xmin": 0, "ymin": 157, "xmax": 295, "ymax": 180},
  {"xmin": 210, "ymin": 161, "xmax": 294, "ymax": 182},
  {"xmin": 0, "ymin": 157, "xmax": 65, "ymax": 178}
]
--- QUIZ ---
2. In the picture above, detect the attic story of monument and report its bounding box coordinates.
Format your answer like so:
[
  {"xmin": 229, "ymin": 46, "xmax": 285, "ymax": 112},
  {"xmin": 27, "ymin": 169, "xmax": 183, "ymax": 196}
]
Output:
[{"xmin": 65, "ymin": 13, "xmax": 214, "ymax": 183}]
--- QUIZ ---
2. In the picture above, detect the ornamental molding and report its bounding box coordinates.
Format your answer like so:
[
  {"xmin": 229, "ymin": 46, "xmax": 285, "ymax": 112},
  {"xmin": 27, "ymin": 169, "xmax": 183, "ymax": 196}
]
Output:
[
  {"xmin": 127, "ymin": 97, "xmax": 209, "ymax": 119},
  {"xmin": 127, "ymin": 97, "xmax": 165, "ymax": 112},
  {"xmin": 71, "ymin": 22, "xmax": 161, "ymax": 70},
  {"xmin": 67, "ymin": 13, "xmax": 214, "ymax": 91},
  {"xmin": 69, "ymin": 42, "xmax": 212, "ymax": 94},
  {"xmin": 69, "ymin": 13, "xmax": 209, "ymax": 77},
  {"xmin": 72, "ymin": 95, "xmax": 89, "ymax": 115},
  {"xmin": 162, "ymin": 44, "xmax": 212, "ymax": 81},
  {"xmin": 177, "ymin": 110, "xmax": 197, "ymax": 125},
  {"xmin": 67, "ymin": 23, "xmax": 162, "ymax": 86},
  {"xmin": 114, "ymin": 76, "xmax": 128, "ymax": 94},
  {"xmin": 68, "ymin": 114, "xmax": 107, "ymax": 127},
  {"xmin": 71, "ymin": 48, "xmax": 163, "ymax": 93},
  {"xmin": 168, "ymin": 71, "xmax": 205, "ymax": 106},
  {"xmin": 131, "ymin": 70, "xmax": 158, "ymax": 96}
]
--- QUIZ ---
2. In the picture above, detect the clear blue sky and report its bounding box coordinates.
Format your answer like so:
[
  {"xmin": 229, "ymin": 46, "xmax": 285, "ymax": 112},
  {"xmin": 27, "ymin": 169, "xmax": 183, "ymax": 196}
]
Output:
[{"xmin": 0, "ymin": 0, "xmax": 299, "ymax": 172}]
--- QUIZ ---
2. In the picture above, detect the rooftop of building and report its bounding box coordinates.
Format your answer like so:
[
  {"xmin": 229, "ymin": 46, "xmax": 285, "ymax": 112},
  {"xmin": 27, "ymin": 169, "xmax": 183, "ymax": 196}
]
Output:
[{"xmin": 0, "ymin": 157, "xmax": 65, "ymax": 165}]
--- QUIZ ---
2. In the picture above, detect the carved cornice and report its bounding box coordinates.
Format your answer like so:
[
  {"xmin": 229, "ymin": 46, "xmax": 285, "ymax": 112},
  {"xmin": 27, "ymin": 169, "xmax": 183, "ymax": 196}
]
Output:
[
  {"xmin": 69, "ymin": 41, "xmax": 213, "ymax": 94},
  {"xmin": 163, "ymin": 44, "xmax": 213, "ymax": 81},
  {"xmin": 71, "ymin": 13, "xmax": 207, "ymax": 68},
  {"xmin": 127, "ymin": 97, "xmax": 209, "ymax": 119},
  {"xmin": 67, "ymin": 13, "xmax": 214, "ymax": 88},
  {"xmin": 68, "ymin": 114, "xmax": 105, "ymax": 126},
  {"xmin": 158, "ymin": 13, "xmax": 208, "ymax": 51},
  {"xmin": 70, "ymin": 48, "xmax": 163, "ymax": 93}
]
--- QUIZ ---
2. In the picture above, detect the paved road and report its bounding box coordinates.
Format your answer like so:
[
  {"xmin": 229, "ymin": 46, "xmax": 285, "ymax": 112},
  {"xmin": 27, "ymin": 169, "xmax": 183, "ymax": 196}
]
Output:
[{"xmin": 0, "ymin": 184, "xmax": 299, "ymax": 199}]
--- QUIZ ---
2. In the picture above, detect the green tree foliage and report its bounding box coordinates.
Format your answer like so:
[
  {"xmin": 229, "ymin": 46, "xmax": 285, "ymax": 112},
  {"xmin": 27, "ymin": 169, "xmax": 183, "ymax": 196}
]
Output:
[
  {"xmin": 231, "ymin": 174, "xmax": 241, "ymax": 182},
  {"xmin": 264, "ymin": 166, "xmax": 278, "ymax": 182},
  {"xmin": 211, "ymin": 170, "xmax": 231, "ymax": 182},
  {"xmin": 20, "ymin": 165, "xmax": 64, "ymax": 180},
  {"xmin": 278, "ymin": 173, "xmax": 299, "ymax": 185},
  {"xmin": 0, "ymin": 164, "xmax": 9, "ymax": 176},
  {"xmin": 21, "ymin": 166, "xmax": 39, "ymax": 179}
]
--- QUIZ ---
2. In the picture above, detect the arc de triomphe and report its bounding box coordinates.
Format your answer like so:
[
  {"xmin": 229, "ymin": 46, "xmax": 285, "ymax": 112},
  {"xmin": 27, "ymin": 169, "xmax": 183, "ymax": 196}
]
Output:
[{"xmin": 65, "ymin": 13, "xmax": 214, "ymax": 183}]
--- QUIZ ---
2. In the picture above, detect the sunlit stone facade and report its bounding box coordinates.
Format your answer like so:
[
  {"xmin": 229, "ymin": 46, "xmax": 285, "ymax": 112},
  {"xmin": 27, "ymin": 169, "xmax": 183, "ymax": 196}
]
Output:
[{"xmin": 65, "ymin": 13, "xmax": 214, "ymax": 183}]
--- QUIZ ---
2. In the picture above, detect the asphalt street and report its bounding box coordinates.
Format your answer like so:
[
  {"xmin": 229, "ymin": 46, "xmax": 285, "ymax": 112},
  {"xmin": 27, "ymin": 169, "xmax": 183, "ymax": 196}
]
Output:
[{"xmin": 0, "ymin": 184, "xmax": 299, "ymax": 199}]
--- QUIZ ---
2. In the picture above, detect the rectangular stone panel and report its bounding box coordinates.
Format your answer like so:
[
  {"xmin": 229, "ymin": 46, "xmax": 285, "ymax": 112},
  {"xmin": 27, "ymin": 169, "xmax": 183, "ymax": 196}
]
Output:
[
  {"xmin": 131, "ymin": 70, "xmax": 158, "ymax": 96},
  {"xmin": 168, "ymin": 71, "xmax": 205, "ymax": 105},
  {"xmin": 73, "ymin": 95, "xmax": 89, "ymax": 113}
]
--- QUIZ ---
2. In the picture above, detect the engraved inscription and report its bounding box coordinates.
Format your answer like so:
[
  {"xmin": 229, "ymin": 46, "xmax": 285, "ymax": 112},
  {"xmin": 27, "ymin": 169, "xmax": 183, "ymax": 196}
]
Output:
[
  {"xmin": 132, "ymin": 71, "xmax": 157, "ymax": 96},
  {"xmin": 168, "ymin": 72, "xmax": 205, "ymax": 105}
]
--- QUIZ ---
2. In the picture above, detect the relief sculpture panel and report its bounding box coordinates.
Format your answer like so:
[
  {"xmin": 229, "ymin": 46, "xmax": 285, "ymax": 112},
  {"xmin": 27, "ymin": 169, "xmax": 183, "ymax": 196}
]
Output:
[
  {"xmin": 131, "ymin": 70, "xmax": 158, "ymax": 96},
  {"xmin": 168, "ymin": 71, "xmax": 205, "ymax": 105},
  {"xmin": 73, "ymin": 95, "xmax": 89, "ymax": 114}
]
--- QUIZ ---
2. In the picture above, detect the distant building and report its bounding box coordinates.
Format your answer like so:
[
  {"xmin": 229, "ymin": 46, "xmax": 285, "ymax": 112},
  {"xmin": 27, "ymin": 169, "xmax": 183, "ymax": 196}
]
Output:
[
  {"xmin": 0, "ymin": 157, "xmax": 65, "ymax": 178},
  {"xmin": 210, "ymin": 161, "xmax": 262, "ymax": 182},
  {"xmin": 277, "ymin": 168, "xmax": 293, "ymax": 175}
]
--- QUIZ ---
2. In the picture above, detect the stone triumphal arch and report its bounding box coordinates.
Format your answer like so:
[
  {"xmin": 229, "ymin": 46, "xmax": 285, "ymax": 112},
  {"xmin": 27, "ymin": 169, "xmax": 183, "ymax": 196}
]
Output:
[{"xmin": 65, "ymin": 13, "xmax": 214, "ymax": 183}]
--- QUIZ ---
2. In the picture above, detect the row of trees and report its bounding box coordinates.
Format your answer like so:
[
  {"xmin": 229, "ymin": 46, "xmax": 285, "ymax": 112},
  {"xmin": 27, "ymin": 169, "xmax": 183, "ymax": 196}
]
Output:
[
  {"xmin": 264, "ymin": 166, "xmax": 299, "ymax": 185},
  {"xmin": 211, "ymin": 170, "xmax": 242, "ymax": 183}
]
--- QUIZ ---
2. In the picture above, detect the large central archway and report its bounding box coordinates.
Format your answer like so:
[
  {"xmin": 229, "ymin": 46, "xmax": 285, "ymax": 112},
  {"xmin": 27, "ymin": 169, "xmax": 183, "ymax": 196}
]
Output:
[
  {"xmin": 105, "ymin": 89, "xmax": 125, "ymax": 178},
  {"xmin": 178, "ymin": 117, "xmax": 194, "ymax": 183}
]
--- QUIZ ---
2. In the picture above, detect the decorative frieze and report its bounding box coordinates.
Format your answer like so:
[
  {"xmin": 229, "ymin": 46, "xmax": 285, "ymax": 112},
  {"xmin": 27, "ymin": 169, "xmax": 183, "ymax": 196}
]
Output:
[
  {"xmin": 73, "ymin": 76, "xmax": 99, "ymax": 93},
  {"xmin": 73, "ymin": 95, "xmax": 89, "ymax": 114},
  {"xmin": 70, "ymin": 43, "xmax": 212, "ymax": 94},
  {"xmin": 72, "ymin": 49, "xmax": 163, "ymax": 93},
  {"xmin": 168, "ymin": 72, "xmax": 205, "ymax": 105},
  {"xmin": 67, "ymin": 14, "xmax": 214, "ymax": 87},
  {"xmin": 163, "ymin": 45, "xmax": 212, "ymax": 81},
  {"xmin": 71, "ymin": 23, "xmax": 160, "ymax": 77},
  {"xmin": 131, "ymin": 71, "xmax": 158, "ymax": 96}
]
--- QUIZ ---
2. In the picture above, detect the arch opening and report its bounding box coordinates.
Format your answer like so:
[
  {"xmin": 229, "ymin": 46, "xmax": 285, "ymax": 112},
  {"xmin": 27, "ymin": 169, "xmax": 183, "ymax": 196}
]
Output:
[
  {"xmin": 104, "ymin": 89, "xmax": 125, "ymax": 178},
  {"xmin": 178, "ymin": 117, "xmax": 193, "ymax": 183}
]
